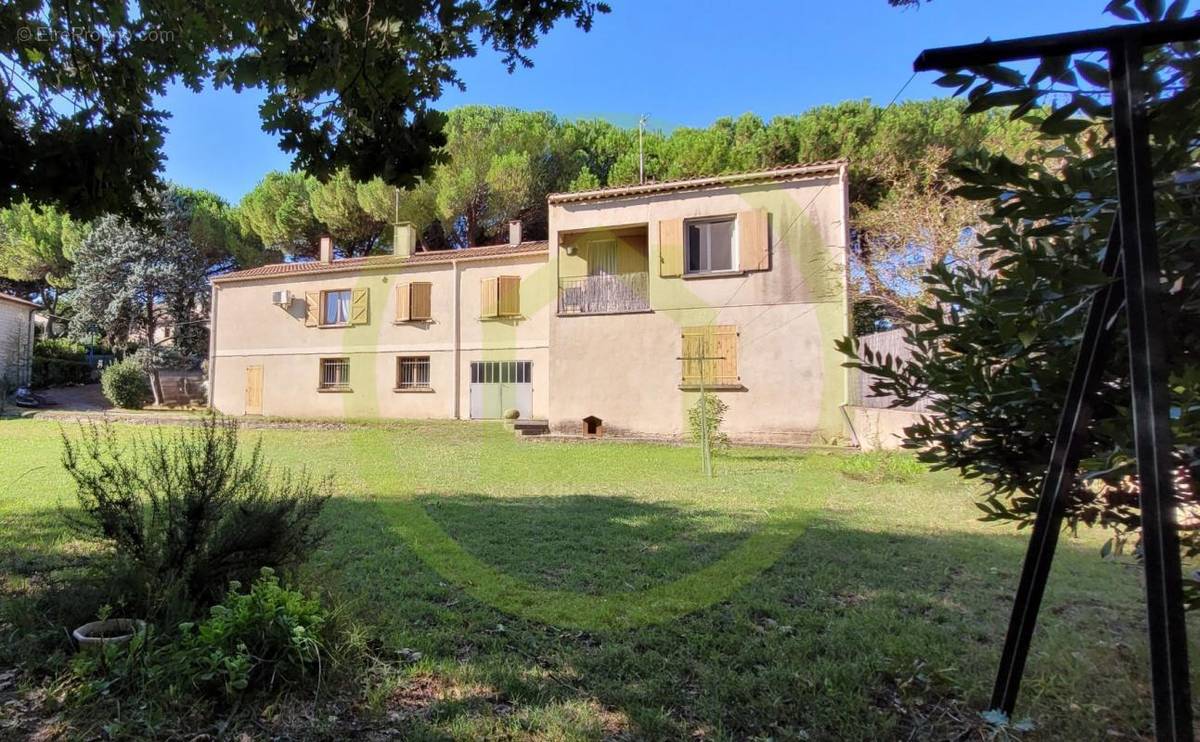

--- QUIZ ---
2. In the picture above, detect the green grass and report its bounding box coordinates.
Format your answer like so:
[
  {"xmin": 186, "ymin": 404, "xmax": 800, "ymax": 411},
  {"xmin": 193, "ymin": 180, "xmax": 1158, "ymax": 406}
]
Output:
[{"xmin": 1, "ymin": 417, "xmax": 1196, "ymax": 739}]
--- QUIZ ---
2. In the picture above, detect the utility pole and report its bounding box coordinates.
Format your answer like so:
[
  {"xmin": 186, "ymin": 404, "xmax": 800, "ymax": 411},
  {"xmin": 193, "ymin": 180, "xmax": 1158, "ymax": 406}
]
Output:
[{"xmin": 638, "ymin": 114, "xmax": 649, "ymax": 185}]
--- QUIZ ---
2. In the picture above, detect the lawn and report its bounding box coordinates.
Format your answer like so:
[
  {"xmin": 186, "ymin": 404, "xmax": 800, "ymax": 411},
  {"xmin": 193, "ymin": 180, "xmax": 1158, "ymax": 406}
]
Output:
[{"xmin": 1, "ymin": 416, "xmax": 1196, "ymax": 739}]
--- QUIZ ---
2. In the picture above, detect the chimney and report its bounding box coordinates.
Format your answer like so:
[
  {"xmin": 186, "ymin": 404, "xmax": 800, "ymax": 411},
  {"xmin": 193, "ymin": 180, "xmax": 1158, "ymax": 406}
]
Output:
[
  {"xmin": 393, "ymin": 222, "xmax": 416, "ymax": 258},
  {"xmin": 318, "ymin": 234, "xmax": 334, "ymax": 263},
  {"xmin": 508, "ymin": 220, "xmax": 523, "ymax": 246}
]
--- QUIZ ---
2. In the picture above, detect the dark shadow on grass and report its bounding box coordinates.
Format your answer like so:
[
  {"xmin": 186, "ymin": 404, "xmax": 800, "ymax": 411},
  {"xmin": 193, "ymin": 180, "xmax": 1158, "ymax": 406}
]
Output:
[
  {"xmin": 414, "ymin": 492, "xmax": 762, "ymax": 594},
  {"xmin": 307, "ymin": 495, "xmax": 1163, "ymax": 741},
  {"xmin": 1, "ymin": 495, "xmax": 1169, "ymax": 740}
]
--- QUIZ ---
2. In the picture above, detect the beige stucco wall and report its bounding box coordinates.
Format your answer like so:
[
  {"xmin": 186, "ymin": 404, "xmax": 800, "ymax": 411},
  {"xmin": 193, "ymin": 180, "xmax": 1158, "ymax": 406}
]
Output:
[
  {"xmin": 547, "ymin": 172, "xmax": 851, "ymax": 443},
  {"xmin": 210, "ymin": 253, "xmax": 550, "ymax": 419},
  {"xmin": 845, "ymin": 406, "xmax": 927, "ymax": 451},
  {"xmin": 0, "ymin": 297, "xmax": 35, "ymax": 387}
]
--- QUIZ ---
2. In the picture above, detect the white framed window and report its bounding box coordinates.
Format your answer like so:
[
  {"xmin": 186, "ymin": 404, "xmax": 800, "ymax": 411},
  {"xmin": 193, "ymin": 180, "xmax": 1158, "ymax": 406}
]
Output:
[
  {"xmin": 397, "ymin": 356, "xmax": 431, "ymax": 390},
  {"xmin": 685, "ymin": 218, "xmax": 736, "ymax": 274},
  {"xmin": 321, "ymin": 289, "xmax": 352, "ymax": 325}
]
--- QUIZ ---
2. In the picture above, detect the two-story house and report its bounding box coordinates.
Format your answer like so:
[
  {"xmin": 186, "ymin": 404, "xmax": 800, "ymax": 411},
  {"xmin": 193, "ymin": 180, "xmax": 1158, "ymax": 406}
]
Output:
[{"xmin": 208, "ymin": 161, "xmax": 851, "ymax": 443}]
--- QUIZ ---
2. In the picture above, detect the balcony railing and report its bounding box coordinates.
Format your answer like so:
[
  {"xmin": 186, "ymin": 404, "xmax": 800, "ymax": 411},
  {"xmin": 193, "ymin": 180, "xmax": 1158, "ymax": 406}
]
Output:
[{"xmin": 558, "ymin": 272, "xmax": 650, "ymax": 315}]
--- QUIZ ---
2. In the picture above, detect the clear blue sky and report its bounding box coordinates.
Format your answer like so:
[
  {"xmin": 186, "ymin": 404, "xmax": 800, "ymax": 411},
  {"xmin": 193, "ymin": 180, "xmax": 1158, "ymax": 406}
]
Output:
[{"xmin": 159, "ymin": 0, "xmax": 1113, "ymax": 203}]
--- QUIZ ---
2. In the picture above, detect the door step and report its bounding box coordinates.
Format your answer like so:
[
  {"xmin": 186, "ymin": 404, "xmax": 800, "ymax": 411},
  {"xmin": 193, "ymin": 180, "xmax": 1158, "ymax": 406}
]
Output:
[{"xmin": 510, "ymin": 419, "xmax": 550, "ymax": 436}]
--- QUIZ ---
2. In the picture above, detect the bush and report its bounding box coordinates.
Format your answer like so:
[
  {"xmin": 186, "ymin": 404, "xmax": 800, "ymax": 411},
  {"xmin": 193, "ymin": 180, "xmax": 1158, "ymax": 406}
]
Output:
[
  {"xmin": 31, "ymin": 339, "xmax": 92, "ymax": 388},
  {"xmin": 61, "ymin": 416, "xmax": 332, "ymax": 620},
  {"xmin": 36, "ymin": 338, "xmax": 88, "ymax": 361},
  {"xmin": 100, "ymin": 358, "xmax": 152, "ymax": 408},
  {"xmin": 502, "ymin": 408, "xmax": 520, "ymax": 420},
  {"xmin": 177, "ymin": 569, "xmax": 325, "ymax": 696},
  {"xmin": 32, "ymin": 357, "xmax": 92, "ymax": 388},
  {"xmin": 688, "ymin": 393, "xmax": 731, "ymax": 453},
  {"xmin": 69, "ymin": 571, "xmax": 328, "ymax": 718},
  {"xmin": 838, "ymin": 451, "xmax": 924, "ymax": 484}
]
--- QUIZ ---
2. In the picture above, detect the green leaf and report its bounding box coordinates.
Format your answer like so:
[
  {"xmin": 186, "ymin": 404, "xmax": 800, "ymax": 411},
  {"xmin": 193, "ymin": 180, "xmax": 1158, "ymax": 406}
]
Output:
[
  {"xmin": 934, "ymin": 72, "xmax": 973, "ymax": 89},
  {"xmin": 970, "ymin": 64, "xmax": 1026, "ymax": 88},
  {"xmin": 1135, "ymin": 0, "xmax": 1164, "ymax": 20},
  {"xmin": 1104, "ymin": 0, "xmax": 1139, "ymax": 19},
  {"xmin": 1075, "ymin": 60, "xmax": 1110, "ymax": 89}
]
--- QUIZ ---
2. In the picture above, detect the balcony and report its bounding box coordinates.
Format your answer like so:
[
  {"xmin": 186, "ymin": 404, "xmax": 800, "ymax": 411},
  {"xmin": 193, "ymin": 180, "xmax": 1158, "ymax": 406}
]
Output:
[{"xmin": 558, "ymin": 272, "xmax": 650, "ymax": 315}]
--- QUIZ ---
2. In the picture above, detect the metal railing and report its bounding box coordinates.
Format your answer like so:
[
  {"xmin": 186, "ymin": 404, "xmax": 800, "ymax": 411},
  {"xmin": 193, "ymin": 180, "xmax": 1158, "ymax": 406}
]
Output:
[{"xmin": 557, "ymin": 272, "xmax": 650, "ymax": 315}]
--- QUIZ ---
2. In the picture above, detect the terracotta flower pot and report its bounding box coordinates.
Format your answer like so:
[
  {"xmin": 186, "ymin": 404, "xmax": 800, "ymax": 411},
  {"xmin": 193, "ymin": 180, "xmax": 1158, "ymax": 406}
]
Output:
[{"xmin": 72, "ymin": 619, "xmax": 146, "ymax": 651}]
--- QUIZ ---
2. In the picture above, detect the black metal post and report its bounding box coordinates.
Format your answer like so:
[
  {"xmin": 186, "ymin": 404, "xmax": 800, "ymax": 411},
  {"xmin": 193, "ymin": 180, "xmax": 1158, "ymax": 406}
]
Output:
[
  {"xmin": 989, "ymin": 227, "xmax": 1125, "ymax": 714},
  {"xmin": 1109, "ymin": 36, "xmax": 1193, "ymax": 740},
  {"xmin": 913, "ymin": 17, "xmax": 1200, "ymax": 740}
]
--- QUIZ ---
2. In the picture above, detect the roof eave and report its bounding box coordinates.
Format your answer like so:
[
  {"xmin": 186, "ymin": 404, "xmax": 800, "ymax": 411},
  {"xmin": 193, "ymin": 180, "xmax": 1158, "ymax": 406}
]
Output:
[
  {"xmin": 211, "ymin": 245, "xmax": 549, "ymax": 284},
  {"xmin": 547, "ymin": 160, "xmax": 848, "ymax": 205}
]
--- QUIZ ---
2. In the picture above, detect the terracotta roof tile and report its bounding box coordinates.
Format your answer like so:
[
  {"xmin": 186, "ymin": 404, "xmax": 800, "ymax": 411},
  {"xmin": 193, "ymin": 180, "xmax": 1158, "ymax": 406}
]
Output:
[
  {"xmin": 0, "ymin": 292, "xmax": 39, "ymax": 308},
  {"xmin": 212, "ymin": 240, "xmax": 548, "ymax": 283},
  {"xmin": 548, "ymin": 160, "xmax": 847, "ymax": 204}
]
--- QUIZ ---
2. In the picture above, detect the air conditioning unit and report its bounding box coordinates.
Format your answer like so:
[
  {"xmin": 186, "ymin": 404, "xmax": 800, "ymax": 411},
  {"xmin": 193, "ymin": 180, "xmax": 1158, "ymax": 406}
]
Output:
[{"xmin": 271, "ymin": 289, "xmax": 292, "ymax": 307}]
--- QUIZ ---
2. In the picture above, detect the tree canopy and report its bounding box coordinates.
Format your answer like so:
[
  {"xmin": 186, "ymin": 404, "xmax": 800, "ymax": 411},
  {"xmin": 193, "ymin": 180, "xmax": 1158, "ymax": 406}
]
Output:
[
  {"xmin": 1, "ymin": 0, "xmax": 609, "ymax": 221},
  {"xmin": 0, "ymin": 201, "xmax": 86, "ymax": 311}
]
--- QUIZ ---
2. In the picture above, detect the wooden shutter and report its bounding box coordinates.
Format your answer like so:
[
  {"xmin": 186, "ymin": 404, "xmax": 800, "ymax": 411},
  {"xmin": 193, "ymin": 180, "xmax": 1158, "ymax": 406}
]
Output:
[
  {"xmin": 680, "ymin": 325, "xmax": 739, "ymax": 385},
  {"xmin": 350, "ymin": 288, "xmax": 369, "ymax": 325},
  {"xmin": 411, "ymin": 282, "xmax": 432, "ymax": 320},
  {"xmin": 305, "ymin": 292, "xmax": 319, "ymax": 326},
  {"xmin": 709, "ymin": 325, "xmax": 739, "ymax": 385},
  {"xmin": 498, "ymin": 275, "xmax": 521, "ymax": 317},
  {"xmin": 737, "ymin": 209, "xmax": 770, "ymax": 271},
  {"xmin": 680, "ymin": 327, "xmax": 706, "ymax": 384},
  {"xmin": 480, "ymin": 277, "xmax": 498, "ymax": 318},
  {"xmin": 658, "ymin": 219, "xmax": 684, "ymax": 277},
  {"xmin": 395, "ymin": 283, "xmax": 411, "ymax": 322}
]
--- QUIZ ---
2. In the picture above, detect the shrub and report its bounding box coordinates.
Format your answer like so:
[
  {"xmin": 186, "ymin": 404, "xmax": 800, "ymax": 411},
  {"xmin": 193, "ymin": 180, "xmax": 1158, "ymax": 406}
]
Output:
[
  {"xmin": 502, "ymin": 408, "xmax": 520, "ymax": 420},
  {"xmin": 688, "ymin": 393, "xmax": 731, "ymax": 453},
  {"xmin": 100, "ymin": 358, "xmax": 152, "ymax": 409},
  {"xmin": 61, "ymin": 416, "xmax": 332, "ymax": 620},
  {"xmin": 839, "ymin": 451, "xmax": 924, "ymax": 484},
  {"xmin": 177, "ymin": 569, "xmax": 325, "ymax": 696},
  {"xmin": 69, "ymin": 571, "xmax": 328, "ymax": 715}
]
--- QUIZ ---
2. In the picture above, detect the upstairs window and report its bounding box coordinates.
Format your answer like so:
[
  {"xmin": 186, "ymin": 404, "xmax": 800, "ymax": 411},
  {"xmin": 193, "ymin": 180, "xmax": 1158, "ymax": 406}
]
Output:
[
  {"xmin": 686, "ymin": 218, "xmax": 735, "ymax": 274},
  {"xmin": 322, "ymin": 289, "xmax": 352, "ymax": 325}
]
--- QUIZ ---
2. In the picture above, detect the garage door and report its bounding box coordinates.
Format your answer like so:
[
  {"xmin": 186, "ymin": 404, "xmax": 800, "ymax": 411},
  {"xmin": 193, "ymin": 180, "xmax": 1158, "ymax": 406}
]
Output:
[{"xmin": 469, "ymin": 361, "xmax": 532, "ymax": 419}]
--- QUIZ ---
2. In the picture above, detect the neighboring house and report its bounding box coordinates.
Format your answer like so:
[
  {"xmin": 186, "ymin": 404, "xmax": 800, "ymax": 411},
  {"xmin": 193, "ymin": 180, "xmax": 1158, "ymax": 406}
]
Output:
[
  {"xmin": 0, "ymin": 293, "xmax": 38, "ymax": 387},
  {"xmin": 209, "ymin": 161, "xmax": 851, "ymax": 443}
]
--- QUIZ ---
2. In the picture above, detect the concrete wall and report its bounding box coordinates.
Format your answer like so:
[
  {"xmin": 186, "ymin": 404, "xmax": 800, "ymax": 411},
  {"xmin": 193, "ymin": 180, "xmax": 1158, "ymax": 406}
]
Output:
[
  {"xmin": 0, "ymin": 297, "xmax": 35, "ymax": 387},
  {"xmin": 210, "ymin": 252, "xmax": 550, "ymax": 419},
  {"xmin": 547, "ymin": 171, "xmax": 851, "ymax": 442},
  {"xmin": 845, "ymin": 406, "xmax": 927, "ymax": 451}
]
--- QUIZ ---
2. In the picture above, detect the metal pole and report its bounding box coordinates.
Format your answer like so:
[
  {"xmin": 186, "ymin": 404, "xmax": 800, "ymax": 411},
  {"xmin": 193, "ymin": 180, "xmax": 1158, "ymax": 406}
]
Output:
[
  {"xmin": 989, "ymin": 226, "xmax": 1125, "ymax": 714},
  {"xmin": 699, "ymin": 366, "xmax": 712, "ymax": 478},
  {"xmin": 1109, "ymin": 37, "xmax": 1193, "ymax": 740}
]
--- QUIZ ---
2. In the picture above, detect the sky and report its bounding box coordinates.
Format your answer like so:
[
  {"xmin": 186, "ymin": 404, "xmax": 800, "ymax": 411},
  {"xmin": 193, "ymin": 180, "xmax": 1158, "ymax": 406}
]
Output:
[{"xmin": 158, "ymin": 0, "xmax": 1114, "ymax": 204}]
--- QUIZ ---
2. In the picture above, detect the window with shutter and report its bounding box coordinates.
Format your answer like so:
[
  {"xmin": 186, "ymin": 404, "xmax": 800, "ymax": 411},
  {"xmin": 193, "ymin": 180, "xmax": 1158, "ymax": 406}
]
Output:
[
  {"xmin": 396, "ymin": 282, "xmax": 432, "ymax": 322},
  {"xmin": 410, "ymin": 282, "xmax": 432, "ymax": 320},
  {"xmin": 395, "ymin": 283, "xmax": 411, "ymax": 322},
  {"xmin": 350, "ymin": 288, "xmax": 369, "ymax": 324},
  {"xmin": 305, "ymin": 292, "xmax": 320, "ymax": 326},
  {"xmin": 736, "ymin": 208, "xmax": 770, "ymax": 271},
  {"xmin": 658, "ymin": 219, "xmax": 684, "ymax": 277},
  {"xmin": 480, "ymin": 277, "xmax": 499, "ymax": 318},
  {"xmin": 680, "ymin": 325, "xmax": 740, "ymax": 387},
  {"xmin": 498, "ymin": 275, "xmax": 521, "ymax": 316}
]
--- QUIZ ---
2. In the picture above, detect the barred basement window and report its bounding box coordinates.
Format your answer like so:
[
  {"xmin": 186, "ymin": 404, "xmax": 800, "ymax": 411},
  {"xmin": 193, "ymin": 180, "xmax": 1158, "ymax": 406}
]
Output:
[
  {"xmin": 319, "ymin": 357, "xmax": 350, "ymax": 390},
  {"xmin": 397, "ymin": 356, "xmax": 431, "ymax": 390}
]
